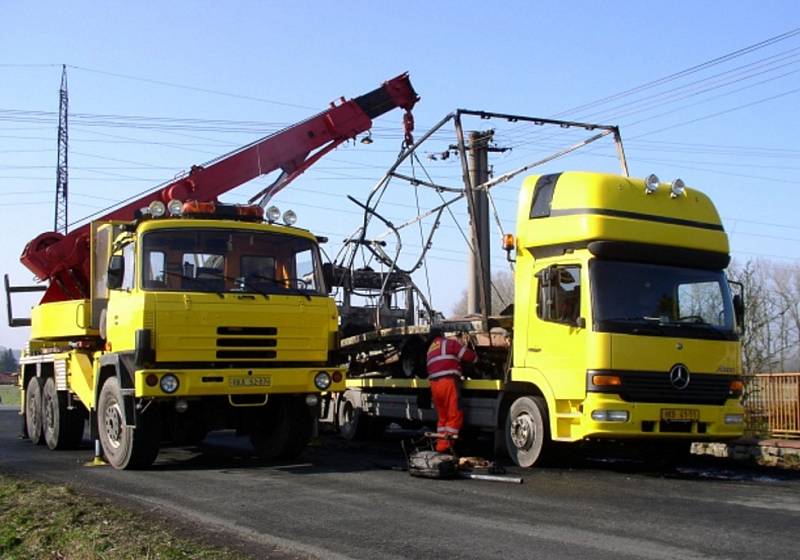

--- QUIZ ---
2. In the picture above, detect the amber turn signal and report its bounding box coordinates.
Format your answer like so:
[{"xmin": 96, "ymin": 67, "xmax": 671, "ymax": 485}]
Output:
[
  {"xmin": 145, "ymin": 374, "xmax": 159, "ymax": 387},
  {"xmin": 502, "ymin": 233, "xmax": 515, "ymax": 251},
  {"xmin": 729, "ymin": 380, "xmax": 744, "ymax": 393},
  {"xmin": 592, "ymin": 374, "xmax": 622, "ymax": 387}
]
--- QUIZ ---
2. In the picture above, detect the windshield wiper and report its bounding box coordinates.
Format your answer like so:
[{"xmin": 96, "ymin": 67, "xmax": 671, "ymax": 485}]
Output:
[
  {"xmin": 247, "ymin": 274, "xmax": 312, "ymax": 301},
  {"xmin": 665, "ymin": 320, "xmax": 731, "ymax": 339}
]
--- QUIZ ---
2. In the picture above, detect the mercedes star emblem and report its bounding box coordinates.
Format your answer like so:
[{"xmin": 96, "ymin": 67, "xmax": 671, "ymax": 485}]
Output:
[{"xmin": 669, "ymin": 364, "xmax": 690, "ymax": 390}]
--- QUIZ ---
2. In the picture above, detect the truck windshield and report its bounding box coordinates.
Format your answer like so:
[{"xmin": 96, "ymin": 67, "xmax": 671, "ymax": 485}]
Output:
[
  {"xmin": 141, "ymin": 228, "xmax": 325, "ymax": 296},
  {"xmin": 590, "ymin": 260, "xmax": 737, "ymax": 341}
]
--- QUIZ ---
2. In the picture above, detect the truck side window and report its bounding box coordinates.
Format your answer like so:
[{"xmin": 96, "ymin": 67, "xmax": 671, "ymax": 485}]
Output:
[
  {"xmin": 537, "ymin": 265, "xmax": 580, "ymax": 325},
  {"xmin": 121, "ymin": 242, "xmax": 135, "ymax": 291}
]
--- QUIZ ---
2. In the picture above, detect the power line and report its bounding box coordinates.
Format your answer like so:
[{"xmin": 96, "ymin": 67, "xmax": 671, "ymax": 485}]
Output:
[{"xmin": 554, "ymin": 26, "xmax": 800, "ymax": 117}]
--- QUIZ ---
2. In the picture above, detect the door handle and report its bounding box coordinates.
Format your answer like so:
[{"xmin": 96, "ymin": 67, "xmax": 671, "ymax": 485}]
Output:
[{"xmin": 529, "ymin": 347, "xmax": 541, "ymax": 352}]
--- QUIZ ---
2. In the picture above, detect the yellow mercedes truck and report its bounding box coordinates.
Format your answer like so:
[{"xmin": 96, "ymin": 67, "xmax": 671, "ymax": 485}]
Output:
[{"xmin": 335, "ymin": 171, "xmax": 745, "ymax": 467}]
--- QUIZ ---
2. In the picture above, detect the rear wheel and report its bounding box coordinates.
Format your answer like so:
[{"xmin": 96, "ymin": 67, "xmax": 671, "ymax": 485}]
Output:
[
  {"xmin": 337, "ymin": 391, "xmax": 372, "ymax": 441},
  {"xmin": 394, "ymin": 337, "xmax": 427, "ymax": 378},
  {"xmin": 97, "ymin": 377, "xmax": 160, "ymax": 469},
  {"xmin": 25, "ymin": 376, "xmax": 44, "ymax": 445},
  {"xmin": 505, "ymin": 396, "xmax": 548, "ymax": 468},
  {"xmin": 42, "ymin": 377, "xmax": 85, "ymax": 450}
]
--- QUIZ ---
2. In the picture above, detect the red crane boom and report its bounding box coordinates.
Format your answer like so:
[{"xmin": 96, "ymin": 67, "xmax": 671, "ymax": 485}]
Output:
[{"xmin": 21, "ymin": 73, "xmax": 418, "ymax": 305}]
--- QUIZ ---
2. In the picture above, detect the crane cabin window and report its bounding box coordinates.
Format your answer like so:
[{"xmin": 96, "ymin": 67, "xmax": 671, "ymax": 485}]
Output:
[{"xmin": 141, "ymin": 228, "xmax": 325, "ymax": 296}]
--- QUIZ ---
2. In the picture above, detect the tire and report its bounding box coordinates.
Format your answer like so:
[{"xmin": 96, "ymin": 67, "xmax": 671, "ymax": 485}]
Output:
[
  {"xmin": 393, "ymin": 337, "xmax": 427, "ymax": 378},
  {"xmin": 25, "ymin": 376, "xmax": 44, "ymax": 445},
  {"xmin": 97, "ymin": 376, "xmax": 160, "ymax": 469},
  {"xmin": 337, "ymin": 391, "xmax": 372, "ymax": 441},
  {"xmin": 250, "ymin": 398, "xmax": 312, "ymax": 460},
  {"xmin": 42, "ymin": 377, "xmax": 85, "ymax": 450},
  {"xmin": 505, "ymin": 395, "xmax": 549, "ymax": 468}
]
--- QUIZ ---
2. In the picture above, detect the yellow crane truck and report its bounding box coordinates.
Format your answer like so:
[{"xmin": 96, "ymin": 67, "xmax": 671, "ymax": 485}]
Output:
[
  {"xmin": 331, "ymin": 121, "xmax": 745, "ymax": 467},
  {"xmin": 5, "ymin": 74, "xmax": 419, "ymax": 469}
]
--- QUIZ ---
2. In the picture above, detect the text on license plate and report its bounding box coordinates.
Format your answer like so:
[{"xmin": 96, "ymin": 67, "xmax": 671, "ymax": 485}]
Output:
[
  {"xmin": 661, "ymin": 408, "xmax": 699, "ymax": 421},
  {"xmin": 229, "ymin": 376, "xmax": 271, "ymax": 388}
]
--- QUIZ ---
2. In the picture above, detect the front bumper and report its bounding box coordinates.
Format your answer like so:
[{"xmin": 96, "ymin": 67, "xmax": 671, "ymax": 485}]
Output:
[
  {"xmin": 134, "ymin": 366, "xmax": 346, "ymax": 398},
  {"xmin": 575, "ymin": 392, "xmax": 744, "ymax": 440}
]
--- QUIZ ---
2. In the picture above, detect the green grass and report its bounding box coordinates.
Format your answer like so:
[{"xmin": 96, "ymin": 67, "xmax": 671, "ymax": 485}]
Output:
[
  {"xmin": 0, "ymin": 474, "xmax": 248, "ymax": 559},
  {"xmin": 0, "ymin": 385, "xmax": 20, "ymax": 407}
]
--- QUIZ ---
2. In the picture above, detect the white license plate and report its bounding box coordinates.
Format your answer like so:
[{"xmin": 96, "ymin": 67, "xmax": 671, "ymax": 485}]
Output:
[{"xmin": 229, "ymin": 376, "xmax": 271, "ymax": 388}]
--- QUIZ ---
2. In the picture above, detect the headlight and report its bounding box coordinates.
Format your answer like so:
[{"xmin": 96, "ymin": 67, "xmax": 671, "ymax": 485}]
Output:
[
  {"xmin": 149, "ymin": 200, "xmax": 167, "ymax": 218},
  {"xmin": 591, "ymin": 409, "xmax": 629, "ymax": 422},
  {"xmin": 266, "ymin": 206, "xmax": 281, "ymax": 223},
  {"xmin": 167, "ymin": 199, "xmax": 184, "ymax": 216},
  {"xmin": 670, "ymin": 178, "xmax": 686, "ymax": 198},
  {"xmin": 314, "ymin": 371, "xmax": 332, "ymax": 390},
  {"xmin": 724, "ymin": 414, "xmax": 743, "ymax": 425},
  {"xmin": 160, "ymin": 374, "xmax": 179, "ymax": 394},
  {"xmin": 283, "ymin": 209, "xmax": 297, "ymax": 226},
  {"xmin": 644, "ymin": 173, "xmax": 659, "ymax": 194}
]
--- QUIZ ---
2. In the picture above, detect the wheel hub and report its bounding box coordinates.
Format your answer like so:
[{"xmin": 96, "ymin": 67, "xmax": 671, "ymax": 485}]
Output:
[
  {"xmin": 510, "ymin": 413, "xmax": 534, "ymax": 451},
  {"xmin": 104, "ymin": 402, "xmax": 124, "ymax": 449},
  {"xmin": 43, "ymin": 395, "xmax": 54, "ymax": 430}
]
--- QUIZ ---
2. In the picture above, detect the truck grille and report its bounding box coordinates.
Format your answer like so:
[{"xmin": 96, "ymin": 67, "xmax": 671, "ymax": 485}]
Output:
[
  {"xmin": 619, "ymin": 372, "xmax": 732, "ymax": 405},
  {"xmin": 588, "ymin": 370, "xmax": 735, "ymax": 405},
  {"xmin": 216, "ymin": 326, "xmax": 277, "ymax": 360}
]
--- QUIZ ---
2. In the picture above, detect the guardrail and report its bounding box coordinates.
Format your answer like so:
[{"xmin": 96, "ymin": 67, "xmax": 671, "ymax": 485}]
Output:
[{"xmin": 744, "ymin": 373, "xmax": 800, "ymax": 438}]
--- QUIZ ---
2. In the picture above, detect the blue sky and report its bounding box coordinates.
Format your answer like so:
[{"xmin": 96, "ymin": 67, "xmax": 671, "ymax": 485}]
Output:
[{"xmin": 1, "ymin": 1, "xmax": 799, "ymax": 347}]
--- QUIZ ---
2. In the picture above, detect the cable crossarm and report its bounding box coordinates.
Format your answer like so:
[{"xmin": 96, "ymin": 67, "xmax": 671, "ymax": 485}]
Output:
[{"xmin": 475, "ymin": 130, "xmax": 616, "ymax": 192}]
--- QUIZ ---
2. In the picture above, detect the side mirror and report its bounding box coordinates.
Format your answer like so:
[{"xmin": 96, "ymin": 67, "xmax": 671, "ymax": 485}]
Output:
[
  {"xmin": 108, "ymin": 255, "xmax": 124, "ymax": 290},
  {"xmin": 321, "ymin": 262, "xmax": 334, "ymax": 295},
  {"xmin": 732, "ymin": 293, "xmax": 745, "ymax": 332}
]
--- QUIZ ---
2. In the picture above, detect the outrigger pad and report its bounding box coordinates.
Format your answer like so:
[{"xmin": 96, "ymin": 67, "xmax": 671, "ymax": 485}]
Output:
[{"xmin": 407, "ymin": 450, "xmax": 459, "ymax": 479}]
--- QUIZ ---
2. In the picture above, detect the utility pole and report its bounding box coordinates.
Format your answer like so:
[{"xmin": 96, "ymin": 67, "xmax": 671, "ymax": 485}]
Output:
[
  {"xmin": 464, "ymin": 130, "xmax": 509, "ymax": 317},
  {"xmin": 54, "ymin": 64, "xmax": 69, "ymax": 234},
  {"xmin": 467, "ymin": 131, "xmax": 492, "ymax": 316}
]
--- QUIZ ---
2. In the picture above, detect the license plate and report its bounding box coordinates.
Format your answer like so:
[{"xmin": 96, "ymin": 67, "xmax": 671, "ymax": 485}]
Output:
[
  {"xmin": 661, "ymin": 408, "xmax": 699, "ymax": 422},
  {"xmin": 229, "ymin": 376, "xmax": 271, "ymax": 388}
]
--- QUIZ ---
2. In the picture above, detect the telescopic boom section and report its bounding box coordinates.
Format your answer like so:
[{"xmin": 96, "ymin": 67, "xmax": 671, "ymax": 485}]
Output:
[{"xmin": 21, "ymin": 73, "xmax": 418, "ymax": 304}]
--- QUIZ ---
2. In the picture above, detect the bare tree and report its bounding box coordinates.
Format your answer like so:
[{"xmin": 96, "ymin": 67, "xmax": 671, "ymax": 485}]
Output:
[{"xmin": 451, "ymin": 270, "xmax": 515, "ymax": 316}]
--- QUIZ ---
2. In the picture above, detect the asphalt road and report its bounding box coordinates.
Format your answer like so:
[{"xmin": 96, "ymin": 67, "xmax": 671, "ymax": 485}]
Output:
[{"xmin": 1, "ymin": 407, "xmax": 799, "ymax": 560}]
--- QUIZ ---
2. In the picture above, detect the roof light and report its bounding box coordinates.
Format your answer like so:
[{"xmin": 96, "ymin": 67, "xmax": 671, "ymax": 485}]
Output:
[
  {"xmin": 266, "ymin": 206, "xmax": 281, "ymax": 223},
  {"xmin": 167, "ymin": 199, "xmax": 184, "ymax": 216},
  {"xmin": 149, "ymin": 200, "xmax": 167, "ymax": 217},
  {"xmin": 670, "ymin": 178, "xmax": 686, "ymax": 198},
  {"xmin": 283, "ymin": 209, "xmax": 297, "ymax": 226},
  {"xmin": 502, "ymin": 233, "xmax": 515, "ymax": 251},
  {"xmin": 644, "ymin": 174, "xmax": 659, "ymax": 195},
  {"xmin": 182, "ymin": 200, "xmax": 216, "ymax": 215}
]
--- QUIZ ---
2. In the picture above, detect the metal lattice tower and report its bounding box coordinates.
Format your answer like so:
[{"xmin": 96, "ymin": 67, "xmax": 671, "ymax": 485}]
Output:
[{"xmin": 54, "ymin": 64, "xmax": 69, "ymax": 234}]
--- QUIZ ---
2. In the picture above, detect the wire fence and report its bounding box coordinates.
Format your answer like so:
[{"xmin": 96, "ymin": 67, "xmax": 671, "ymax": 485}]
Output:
[{"xmin": 744, "ymin": 373, "xmax": 800, "ymax": 438}]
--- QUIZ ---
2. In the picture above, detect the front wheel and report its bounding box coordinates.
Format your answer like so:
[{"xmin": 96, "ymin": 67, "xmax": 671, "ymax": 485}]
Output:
[
  {"xmin": 97, "ymin": 377, "xmax": 160, "ymax": 469},
  {"xmin": 504, "ymin": 396, "xmax": 549, "ymax": 468},
  {"xmin": 250, "ymin": 398, "xmax": 313, "ymax": 460}
]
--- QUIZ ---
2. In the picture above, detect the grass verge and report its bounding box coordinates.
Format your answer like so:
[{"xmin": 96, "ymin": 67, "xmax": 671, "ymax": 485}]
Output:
[
  {"xmin": 0, "ymin": 474, "xmax": 246, "ymax": 559},
  {"xmin": 0, "ymin": 385, "xmax": 20, "ymax": 407}
]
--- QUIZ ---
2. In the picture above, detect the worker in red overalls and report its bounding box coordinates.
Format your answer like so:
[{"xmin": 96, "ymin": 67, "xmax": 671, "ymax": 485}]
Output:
[{"xmin": 426, "ymin": 328, "xmax": 478, "ymax": 453}]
